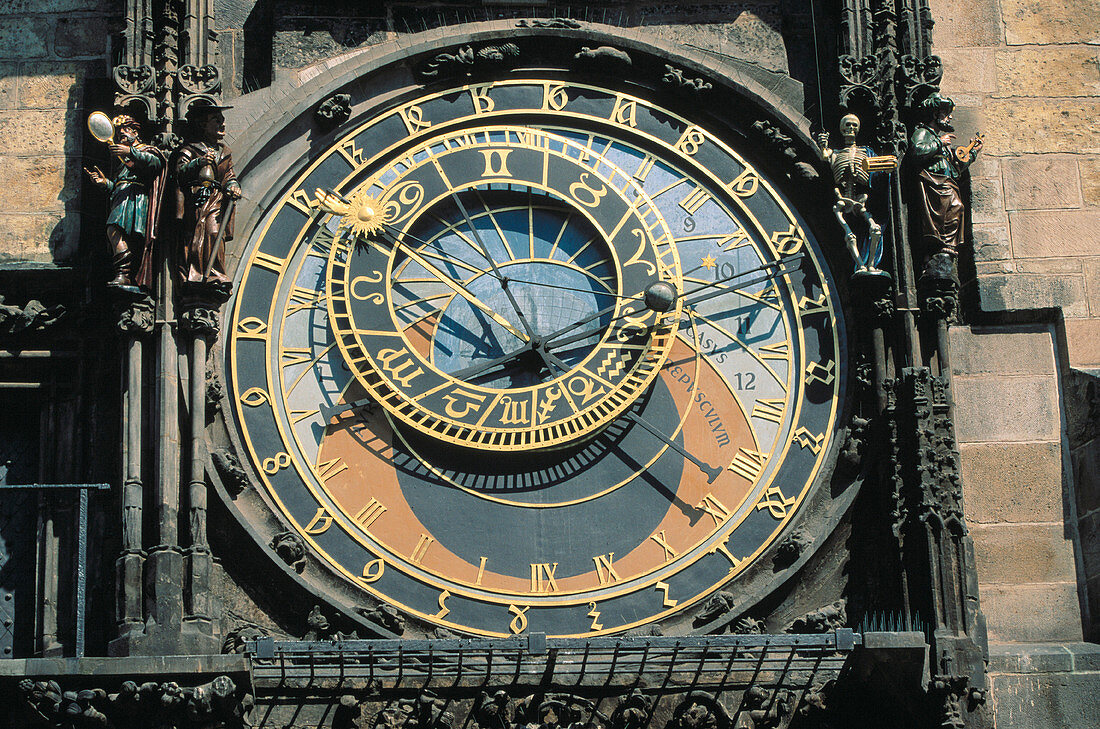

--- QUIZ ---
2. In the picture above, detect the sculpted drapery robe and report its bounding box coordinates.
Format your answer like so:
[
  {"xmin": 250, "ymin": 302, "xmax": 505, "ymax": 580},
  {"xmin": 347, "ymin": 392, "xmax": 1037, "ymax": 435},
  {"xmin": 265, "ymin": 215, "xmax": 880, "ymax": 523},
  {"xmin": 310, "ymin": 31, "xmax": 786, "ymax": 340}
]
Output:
[{"xmin": 173, "ymin": 140, "xmax": 238, "ymax": 287}]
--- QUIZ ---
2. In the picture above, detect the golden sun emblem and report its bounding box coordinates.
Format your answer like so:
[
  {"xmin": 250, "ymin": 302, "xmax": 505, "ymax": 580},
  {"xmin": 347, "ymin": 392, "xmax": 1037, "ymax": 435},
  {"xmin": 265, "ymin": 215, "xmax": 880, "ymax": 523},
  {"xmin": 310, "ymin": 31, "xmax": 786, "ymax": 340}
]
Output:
[{"xmin": 314, "ymin": 188, "xmax": 385, "ymax": 237}]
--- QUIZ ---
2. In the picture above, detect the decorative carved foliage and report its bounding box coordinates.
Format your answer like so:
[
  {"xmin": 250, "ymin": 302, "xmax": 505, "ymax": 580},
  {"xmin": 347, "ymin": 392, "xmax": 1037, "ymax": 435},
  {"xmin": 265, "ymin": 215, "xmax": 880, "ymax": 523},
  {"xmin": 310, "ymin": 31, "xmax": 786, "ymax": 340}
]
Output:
[
  {"xmin": 418, "ymin": 44, "xmax": 521, "ymax": 80},
  {"xmin": 316, "ymin": 93, "xmax": 353, "ymax": 131},
  {"xmin": 221, "ymin": 623, "xmax": 268, "ymax": 654},
  {"xmin": 838, "ymin": 416, "xmax": 871, "ymax": 474},
  {"xmin": 179, "ymin": 304, "xmax": 220, "ymax": 335},
  {"xmin": 750, "ymin": 121, "xmax": 818, "ymax": 182},
  {"xmin": 212, "ymin": 447, "xmax": 249, "ymax": 496},
  {"xmin": 695, "ymin": 590, "xmax": 736, "ymax": 627},
  {"xmin": 662, "ymin": 65, "xmax": 712, "ymax": 94},
  {"xmin": 270, "ymin": 531, "xmax": 307, "ymax": 572},
  {"xmin": 731, "ymin": 616, "xmax": 766, "ymax": 635},
  {"xmin": 206, "ymin": 369, "xmax": 223, "ymax": 414},
  {"xmin": 785, "ymin": 600, "xmax": 846, "ymax": 634},
  {"xmin": 113, "ymin": 293, "xmax": 154, "ymax": 335},
  {"xmin": 18, "ymin": 675, "xmax": 253, "ymax": 729},
  {"xmin": 917, "ymin": 252, "xmax": 959, "ymax": 322},
  {"xmin": 375, "ymin": 693, "xmax": 453, "ymax": 729}
]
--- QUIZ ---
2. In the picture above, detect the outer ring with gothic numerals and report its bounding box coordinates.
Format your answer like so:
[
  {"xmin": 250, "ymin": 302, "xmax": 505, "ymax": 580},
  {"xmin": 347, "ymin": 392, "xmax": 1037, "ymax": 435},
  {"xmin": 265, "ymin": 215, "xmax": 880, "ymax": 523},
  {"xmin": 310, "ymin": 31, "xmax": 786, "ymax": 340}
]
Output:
[{"xmin": 224, "ymin": 75, "xmax": 846, "ymax": 637}]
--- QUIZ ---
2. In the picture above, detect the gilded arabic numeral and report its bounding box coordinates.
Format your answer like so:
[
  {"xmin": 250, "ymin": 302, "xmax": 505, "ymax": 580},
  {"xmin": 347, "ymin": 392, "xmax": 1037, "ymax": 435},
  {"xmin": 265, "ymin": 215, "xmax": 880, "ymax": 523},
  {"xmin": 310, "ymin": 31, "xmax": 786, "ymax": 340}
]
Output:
[
  {"xmin": 751, "ymin": 398, "xmax": 786, "ymax": 424},
  {"xmin": 360, "ymin": 558, "xmax": 385, "ymax": 584},
  {"xmin": 798, "ymin": 293, "xmax": 830, "ymax": 315},
  {"xmin": 568, "ymin": 173, "xmax": 608, "ymax": 208},
  {"xmin": 543, "ymin": 83, "xmax": 568, "ymax": 110},
  {"xmin": 792, "ymin": 427, "xmax": 825, "ymax": 454},
  {"xmin": 611, "ymin": 96, "xmax": 638, "ymax": 127},
  {"xmin": 650, "ymin": 530, "xmax": 678, "ymax": 562},
  {"xmin": 679, "ymin": 185, "xmax": 710, "ymax": 215},
  {"xmin": 805, "ymin": 360, "xmax": 836, "ymax": 386},
  {"xmin": 770, "ymin": 224, "xmax": 805, "ymax": 255},
  {"xmin": 508, "ymin": 604, "xmax": 530, "ymax": 634},
  {"xmin": 376, "ymin": 348, "xmax": 425, "ymax": 389},
  {"xmin": 239, "ymin": 387, "xmax": 269, "ymax": 407},
  {"xmin": 399, "ymin": 104, "xmax": 431, "ymax": 134},
  {"xmin": 262, "ymin": 452, "xmax": 292, "ymax": 474},
  {"xmin": 529, "ymin": 562, "xmax": 560, "ymax": 593},
  {"xmin": 470, "ymin": 84, "xmax": 495, "ymax": 114},
  {"xmin": 593, "ymin": 553, "xmax": 620, "ymax": 585},
  {"xmin": 696, "ymin": 493, "xmax": 731, "ymax": 526},
  {"xmin": 435, "ymin": 590, "xmax": 451, "ymax": 618},
  {"xmin": 708, "ymin": 535, "xmax": 742, "ymax": 570},
  {"xmin": 655, "ymin": 581, "xmax": 678, "ymax": 608},
  {"xmin": 354, "ymin": 498, "xmax": 386, "ymax": 529},
  {"xmin": 235, "ymin": 317, "xmax": 269, "ymax": 339},
  {"xmin": 587, "ymin": 602, "xmax": 603, "ymax": 631},
  {"xmin": 727, "ymin": 168, "xmax": 759, "ymax": 198},
  {"xmin": 480, "ymin": 149, "xmax": 512, "ymax": 178},
  {"xmin": 287, "ymin": 188, "xmax": 320, "ymax": 216},
  {"xmin": 304, "ymin": 506, "xmax": 333, "ymax": 535},
  {"xmin": 410, "ymin": 534, "xmax": 434, "ymax": 564},
  {"xmin": 729, "ymin": 448, "xmax": 768, "ymax": 481},
  {"xmin": 755, "ymin": 484, "xmax": 796, "ymax": 520},
  {"xmin": 674, "ymin": 126, "xmax": 706, "ymax": 156},
  {"xmin": 337, "ymin": 138, "xmax": 365, "ymax": 168}
]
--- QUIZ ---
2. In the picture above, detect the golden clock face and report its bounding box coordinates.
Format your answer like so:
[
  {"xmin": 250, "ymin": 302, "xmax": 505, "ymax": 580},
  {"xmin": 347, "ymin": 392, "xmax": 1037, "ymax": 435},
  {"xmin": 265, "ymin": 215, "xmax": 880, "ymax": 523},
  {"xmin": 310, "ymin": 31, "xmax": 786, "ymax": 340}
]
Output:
[{"xmin": 225, "ymin": 78, "xmax": 845, "ymax": 637}]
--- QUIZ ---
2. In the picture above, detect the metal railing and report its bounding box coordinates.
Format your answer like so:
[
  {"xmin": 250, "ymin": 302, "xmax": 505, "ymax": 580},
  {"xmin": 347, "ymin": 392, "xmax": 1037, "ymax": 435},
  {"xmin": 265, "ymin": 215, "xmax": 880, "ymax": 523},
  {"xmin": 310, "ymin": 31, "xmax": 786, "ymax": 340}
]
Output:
[{"xmin": 247, "ymin": 630, "xmax": 860, "ymax": 687}]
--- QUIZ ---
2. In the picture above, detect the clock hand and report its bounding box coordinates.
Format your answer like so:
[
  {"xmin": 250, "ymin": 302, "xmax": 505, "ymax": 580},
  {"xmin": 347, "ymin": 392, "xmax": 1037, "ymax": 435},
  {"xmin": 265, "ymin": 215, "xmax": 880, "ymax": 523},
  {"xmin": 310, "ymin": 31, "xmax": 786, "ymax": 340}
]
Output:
[
  {"xmin": 379, "ymin": 220, "xmax": 504, "ymax": 282},
  {"xmin": 365, "ymin": 228, "xmax": 530, "ymax": 343},
  {"xmin": 539, "ymin": 255, "xmax": 801, "ymax": 352},
  {"xmin": 623, "ymin": 410, "xmax": 724, "ymax": 483},
  {"xmin": 449, "ymin": 341, "xmax": 535, "ymax": 380},
  {"xmin": 448, "ymin": 191, "xmax": 544, "ymax": 344},
  {"xmin": 543, "ymin": 256, "xmax": 803, "ymax": 353}
]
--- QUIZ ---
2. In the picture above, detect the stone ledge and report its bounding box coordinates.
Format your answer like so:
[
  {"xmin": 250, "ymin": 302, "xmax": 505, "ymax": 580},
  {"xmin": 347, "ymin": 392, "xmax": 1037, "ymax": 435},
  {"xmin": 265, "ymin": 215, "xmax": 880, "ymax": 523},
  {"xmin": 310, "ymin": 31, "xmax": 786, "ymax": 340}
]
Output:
[
  {"xmin": 989, "ymin": 642, "xmax": 1100, "ymax": 674},
  {"xmin": 0, "ymin": 654, "xmax": 251, "ymax": 679}
]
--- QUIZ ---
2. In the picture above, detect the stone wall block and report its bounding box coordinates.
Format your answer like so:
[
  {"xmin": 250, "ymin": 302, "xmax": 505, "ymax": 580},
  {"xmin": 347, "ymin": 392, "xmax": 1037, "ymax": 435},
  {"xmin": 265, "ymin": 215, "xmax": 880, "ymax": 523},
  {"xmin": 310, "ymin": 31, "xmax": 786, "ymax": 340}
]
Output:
[
  {"xmin": 981, "ymin": 99, "xmax": 1100, "ymax": 154},
  {"xmin": 989, "ymin": 672, "xmax": 1100, "ymax": 729},
  {"xmin": 971, "ymin": 523, "xmax": 1079, "ymax": 584},
  {"xmin": 1065, "ymin": 319, "xmax": 1100, "ymax": 368},
  {"xmin": 1002, "ymin": 0, "xmax": 1100, "ymax": 45},
  {"xmin": 929, "ymin": 0, "xmax": 1002, "ymax": 47},
  {"xmin": 1003, "ymin": 155, "xmax": 1082, "ymax": 210},
  {"xmin": 1015, "ymin": 258, "xmax": 1084, "ymax": 275},
  {"xmin": 1079, "ymin": 156, "xmax": 1100, "ymax": 207},
  {"xmin": 976, "ymin": 273, "xmax": 1089, "ymax": 318},
  {"xmin": 961, "ymin": 441, "xmax": 1065, "ymax": 524},
  {"xmin": 938, "ymin": 47, "xmax": 997, "ymax": 95},
  {"xmin": 981, "ymin": 583, "xmax": 1083, "ymax": 642},
  {"xmin": 1072, "ymin": 437, "xmax": 1100, "ymax": 517},
  {"xmin": 0, "ymin": 211, "xmax": 70, "ymax": 262},
  {"xmin": 970, "ymin": 175, "xmax": 1008, "ymax": 224},
  {"xmin": 0, "ymin": 1, "xmax": 109, "ymax": 13},
  {"xmin": 0, "ymin": 155, "xmax": 80, "ymax": 212},
  {"xmin": 1086, "ymin": 259, "xmax": 1100, "ymax": 318},
  {"xmin": 949, "ymin": 325, "xmax": 1055, "ymax": 376},
  {"xmin": 972, "ymin": 224, "xmax": 1012, "ymax": 261},
  {"xmin": 1077, "ymin": 510, "xmax": 1100, "ymax": 584},
  {"xmin": 0, "ymin": 109, "xmax": 78, "ymax": 155},
  {"xmin": 19, "ymin": 62, "xmax": 89, "ymax": 109},
  {"xmin": 54, "ymin": 15, "xmax": 111, "ymax": 58},
  {"xmin": 0, "ymin": 17, "xmax": 49, "ymax": 59},
  {"xmin": 995, "ymin": 46, "xmax": 1100, "ymax": 98},
  {"xmin": 953, "ymin": 374, "xmax": 1060, "ymax": 442},
  {"xmin": 1009, "ymin": 209, "xmax": 1100, "ymax": 258}
]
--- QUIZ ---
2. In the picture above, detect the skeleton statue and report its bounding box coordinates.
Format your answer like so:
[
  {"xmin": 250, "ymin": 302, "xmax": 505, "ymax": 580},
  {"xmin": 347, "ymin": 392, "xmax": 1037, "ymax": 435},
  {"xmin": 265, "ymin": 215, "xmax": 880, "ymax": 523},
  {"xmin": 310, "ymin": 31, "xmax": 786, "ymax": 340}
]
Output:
[{"xmin": 816, "ymin": 114, "xmax": 897, "ymax": 274}]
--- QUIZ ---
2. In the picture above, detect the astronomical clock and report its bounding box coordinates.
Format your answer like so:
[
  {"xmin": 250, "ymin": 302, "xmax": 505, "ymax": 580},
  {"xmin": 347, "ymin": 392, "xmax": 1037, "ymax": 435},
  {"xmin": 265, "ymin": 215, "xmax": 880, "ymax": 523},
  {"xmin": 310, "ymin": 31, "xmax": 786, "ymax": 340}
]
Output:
[{"xmin": 216, "ymin": 29, "xmax": 849, "ymax": 638}]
